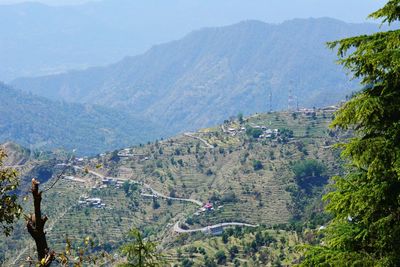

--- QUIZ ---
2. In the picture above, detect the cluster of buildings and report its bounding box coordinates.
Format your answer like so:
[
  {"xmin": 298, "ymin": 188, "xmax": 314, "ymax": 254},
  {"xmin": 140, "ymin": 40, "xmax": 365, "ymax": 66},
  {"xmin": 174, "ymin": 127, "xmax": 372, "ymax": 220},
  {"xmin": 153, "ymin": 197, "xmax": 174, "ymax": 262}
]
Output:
[
  {"xmin": 224, "ymin": 124, "xmax": 280, "ymax": 139},
  {"xmin": 226, "ymin": 126, "xmax": 246, "ymax": 136},
  {"xmin": 117, "ymin": 148, "xmax": 149, "ymax": 161},
  {"xmin": 254, "ymin": 126, "xmax": 280, "ymax": 138},
  {"xmin": 73, "ymin": 157, "xmax": 88, "ymax": 165},
  {"xmin": 298, "ymin": 105, "xmax": 338, "ymax": 115},
  {"xmin": 117, "ymin": 148, "xmax": 135, "ymax": 158},
  {"xmin": 194, "ymin": 202, "xmax": 223, "ymax": 216},
  {"xmin": 101, "ymin": 177, "xmax": 125, "ymax": 188},
  {"xmin": 78, "ymin": 197, "xmax": 106, "ymax": 209}
]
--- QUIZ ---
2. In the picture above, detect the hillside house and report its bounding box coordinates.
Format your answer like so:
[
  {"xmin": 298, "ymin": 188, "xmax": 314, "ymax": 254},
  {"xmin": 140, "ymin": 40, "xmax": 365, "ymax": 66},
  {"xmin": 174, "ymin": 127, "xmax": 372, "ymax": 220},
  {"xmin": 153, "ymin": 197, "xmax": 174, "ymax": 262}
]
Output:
[
  {"xmin": 102, "ymin": 177, "xmax": 117, "ymax": 186},
  {"xmin": 204, "ymin": 225, "xmax": 223, "ymax": 236},
  {"xmin": 79, "ymin": 197, "xmax": 106, "ymax": 208},
  {"xmin": 202, "ymin": 202, "xmax": 214, "ymax": 212}
]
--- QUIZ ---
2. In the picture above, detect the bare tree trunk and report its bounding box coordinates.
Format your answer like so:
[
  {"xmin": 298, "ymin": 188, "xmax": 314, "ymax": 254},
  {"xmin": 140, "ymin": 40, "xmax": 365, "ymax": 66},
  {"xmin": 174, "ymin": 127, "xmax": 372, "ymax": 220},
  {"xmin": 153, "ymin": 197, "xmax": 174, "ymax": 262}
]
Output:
[{"xmin": 27, "ymin": 178, "xmax": 54, "ymax": 266}]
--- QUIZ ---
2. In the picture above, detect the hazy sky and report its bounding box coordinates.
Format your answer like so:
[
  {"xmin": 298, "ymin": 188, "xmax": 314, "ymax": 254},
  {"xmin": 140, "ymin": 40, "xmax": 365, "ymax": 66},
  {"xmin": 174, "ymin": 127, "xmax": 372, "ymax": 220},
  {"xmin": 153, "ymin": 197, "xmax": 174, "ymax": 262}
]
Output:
[
  {"xmin": 0, "ymin": 0, "xmax": 388, "ymax": 23},
  {"xmin": 0, "ymin": 0, "xmax": 97, "ymax": 4},
  {"xmin": 0, "ymin": 0, "xmax": 390, "ymax": 81}
]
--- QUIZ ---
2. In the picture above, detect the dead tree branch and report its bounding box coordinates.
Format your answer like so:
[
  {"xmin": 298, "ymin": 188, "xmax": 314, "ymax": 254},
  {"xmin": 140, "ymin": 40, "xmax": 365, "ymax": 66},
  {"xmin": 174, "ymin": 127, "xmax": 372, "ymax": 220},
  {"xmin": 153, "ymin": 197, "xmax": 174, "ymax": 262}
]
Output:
[{"xmin": 26, "ymin": 178, "xmax": 54, "ymax": 266}]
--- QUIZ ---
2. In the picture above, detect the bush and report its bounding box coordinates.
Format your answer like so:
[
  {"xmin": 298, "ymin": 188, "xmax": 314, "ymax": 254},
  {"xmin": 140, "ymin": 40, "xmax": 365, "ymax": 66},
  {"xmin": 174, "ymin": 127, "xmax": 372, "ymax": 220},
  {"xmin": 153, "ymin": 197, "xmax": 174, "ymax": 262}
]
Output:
[
  {"xmin": 253, "ymin": 160, "xmax": 263, "ymax": 171},
  {"xmin": 181, "ymin": 258, "xmax": 194, "ymax": 267},
  {"xmin": 204, "ymin": 256, "xmax": 217, "ymax": 267},
  {"xmin": 152, "ymin": 198, "xmax": 160, "ymax": 209},
  {"xmin": 229, "ymin": 245, "xmax": 239, "ymax": 259},
  {"xmin": 292, "ymin": 160, "xmax": 326, "ymax": 180},
  {"xmin": 292, "ymin": 159, "xmax": 328, "ymax": 191},
  {"xmin": 246, "ymin": 127, "xmax": 263, "ymax": 138},
  {"xmin": 221, "ymin": 191, "xmax": 238, "ymax": 203},
  {"xmin": 238, "ymin": 113, "xmax": 244, "ymax": 124},
  {"xmin": 215, "ymin": 250, "xmax": 227, "ymax": 265}
]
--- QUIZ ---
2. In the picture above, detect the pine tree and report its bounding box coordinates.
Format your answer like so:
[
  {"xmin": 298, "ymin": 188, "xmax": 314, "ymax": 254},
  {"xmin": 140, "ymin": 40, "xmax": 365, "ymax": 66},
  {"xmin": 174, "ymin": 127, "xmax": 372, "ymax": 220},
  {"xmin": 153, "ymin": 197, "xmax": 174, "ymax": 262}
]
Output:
[
  {"xmin": 118, "ymin": 228, "xmax": 163, "ymax": 267},
  {"xmin": 302, "ymin": 1, "xmax": 400, "ymax": 266}
]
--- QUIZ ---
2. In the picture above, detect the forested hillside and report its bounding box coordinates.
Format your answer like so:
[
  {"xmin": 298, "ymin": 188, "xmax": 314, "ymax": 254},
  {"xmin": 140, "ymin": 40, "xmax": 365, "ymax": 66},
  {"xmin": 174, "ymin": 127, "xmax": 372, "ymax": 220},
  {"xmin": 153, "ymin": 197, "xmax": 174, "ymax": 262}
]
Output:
[
  {"xmin": 12, "ymin": 18, "xmax": 380, "ymax": 134},
  {"xmin": 0, "ymin": 83, "xmax": 163, "ymax": 155},
  {"xmin": 1, "ymin": 109, "xmax": 342, "ymax": 265}
]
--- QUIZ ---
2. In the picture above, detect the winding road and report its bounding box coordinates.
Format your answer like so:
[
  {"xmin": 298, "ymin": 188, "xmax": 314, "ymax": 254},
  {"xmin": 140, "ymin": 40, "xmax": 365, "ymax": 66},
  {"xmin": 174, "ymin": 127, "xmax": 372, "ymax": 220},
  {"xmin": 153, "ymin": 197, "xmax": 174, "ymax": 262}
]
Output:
[
  {"xmin": 10, "ymin": 162, "xmax": 257, "ymax": 265},
  {"xmin": 58, "ymin": 163, "xmax": 258, "ymax": 234},
  {"xmin": 173, "ymin": 221, "xmax": 258, "ymax": 233}
]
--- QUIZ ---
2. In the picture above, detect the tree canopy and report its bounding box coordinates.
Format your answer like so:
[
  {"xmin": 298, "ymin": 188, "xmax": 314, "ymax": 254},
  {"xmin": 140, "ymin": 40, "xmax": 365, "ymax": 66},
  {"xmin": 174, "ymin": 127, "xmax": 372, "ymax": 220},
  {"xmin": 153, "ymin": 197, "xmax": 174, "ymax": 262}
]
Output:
[
  {"xmin": 302, "ymin": 0, "xmax": 400, "ymax": 266},
  {"xmin": 118, "ymin": 228, "xmax": 163, "ymax": 267},
  {"xmin": 0, "ymin": 148, "xmax": 21, "ymax": 236}
]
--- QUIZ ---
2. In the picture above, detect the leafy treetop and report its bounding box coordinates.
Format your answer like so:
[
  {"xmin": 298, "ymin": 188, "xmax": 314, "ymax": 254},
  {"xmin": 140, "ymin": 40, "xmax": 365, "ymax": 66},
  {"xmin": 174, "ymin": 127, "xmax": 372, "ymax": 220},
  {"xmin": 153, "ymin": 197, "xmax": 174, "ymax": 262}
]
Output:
[
  {"xmin": 0, "ymin": 148, "xmax": 21, "ymax": 236},
  {"xmin": 302, "ymin": 0, "xmax": 400, "ymax": 266}
]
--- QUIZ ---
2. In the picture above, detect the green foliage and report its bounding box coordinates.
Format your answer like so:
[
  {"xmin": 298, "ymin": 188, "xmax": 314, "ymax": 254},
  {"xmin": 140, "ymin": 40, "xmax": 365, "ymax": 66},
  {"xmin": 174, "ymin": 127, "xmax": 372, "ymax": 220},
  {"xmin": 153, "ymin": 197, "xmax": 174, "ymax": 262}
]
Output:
[
  {"xmin": 229, "ymin": 245, "xmax": 239, "ymax": 259},
  {"xmin": 279, "ymin": 128, "xmax": 294, "ymax": 139},
  {"xmin": 0, "ymin": 149, "xmax": 21, "ymax": 236},
  {"xmin": 11, "ymin": 18, "xmax": 365, "ymax": 142},
  {"xmin": 221, "ymin": 191, "xmax": 238, "ymax": 203},
  {"xmin": 253, "ymin": 160, "xmax": 263, "ymax": 171},
  {"xmin": 222, "ymin": 231, "xmax": 229, "ymax": 244},
  {"xmin": 152, "ymin": 197, "xmax": 160, "ymax": 210},
  {"xmin": 56, "ymin": 236, "xmax": 112, "ymax": 266},
  {"xmin": 0, "ymin": 83, "xmax": 161, "ymax": 155},
  {"xmin": 0, "ymin": 108, "xmax": 341, "ymax": 263},
  {"xmin": 123, "ymin": 181, "xmax": 131, "ymax": 195},
  {"xmin": 215, "ymin": 250, "xmax": 227, "ymax": 265},
  {"xmin": 238, "ymin": 113, "xmax": 244, "ymax": 124},
  {"xmin": 203, "ymin": 255, "xmax": 217, "ymax": 267},
  {"xmin": 303, "ymin": 1, "xmax": 400, "ymax": 265},
  {"xmin": 181, "ymin": 258, "xmax": 194, "ymax": 267},
  {"xmin": 246, "ymin": 127, "xmax": 263, "ymax": 138},
  {"xmin": 118, "ymin": 228, "xmax": 163, "ymax": 267},
  {"xmin": 292, "ymin": 159, "xmax": 327, "ymax": 187},
  {"xmin": 111, "ymin": 150, "xmax": 121, "ymax": 162}
]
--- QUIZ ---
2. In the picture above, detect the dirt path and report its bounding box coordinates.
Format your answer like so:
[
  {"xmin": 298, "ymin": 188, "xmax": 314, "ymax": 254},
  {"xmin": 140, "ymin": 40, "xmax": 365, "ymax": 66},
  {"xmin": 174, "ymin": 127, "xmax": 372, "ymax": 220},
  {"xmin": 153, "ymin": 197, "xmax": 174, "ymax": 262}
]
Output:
[{"xmin": 184, "ymin": 132, "xmax": 214, "ymax": 148}]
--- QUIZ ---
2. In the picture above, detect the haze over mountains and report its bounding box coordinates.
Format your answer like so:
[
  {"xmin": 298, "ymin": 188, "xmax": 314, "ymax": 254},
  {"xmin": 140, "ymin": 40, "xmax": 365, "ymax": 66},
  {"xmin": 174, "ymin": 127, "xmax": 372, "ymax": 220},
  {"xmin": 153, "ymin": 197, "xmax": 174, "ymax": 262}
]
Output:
[
  {"xmin": 1, "ymin": 2, "xmax": 392, "ymax": 265},
  {"xmin": 13, "ymin": 18, "xmax": 380, "ymax": 135},
  {"xmin": 0, "ymin": 0, "xmax": 384, "ymax": 81}
]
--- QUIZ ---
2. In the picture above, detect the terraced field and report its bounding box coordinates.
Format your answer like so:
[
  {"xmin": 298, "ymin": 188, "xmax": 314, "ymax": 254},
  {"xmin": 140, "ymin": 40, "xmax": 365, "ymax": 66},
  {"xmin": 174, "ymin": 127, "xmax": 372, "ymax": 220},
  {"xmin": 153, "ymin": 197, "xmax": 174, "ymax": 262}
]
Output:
[
  {"xmin": 94, "ymin": 110, "xmax": 341, "ymax": 226},
  {"xmin": 165, "ymin": 226, "xmax": 305, "ymax": 266},
  {"xmin": 1, "ymin": 109, "xmax": 342, "ymax": 264}
]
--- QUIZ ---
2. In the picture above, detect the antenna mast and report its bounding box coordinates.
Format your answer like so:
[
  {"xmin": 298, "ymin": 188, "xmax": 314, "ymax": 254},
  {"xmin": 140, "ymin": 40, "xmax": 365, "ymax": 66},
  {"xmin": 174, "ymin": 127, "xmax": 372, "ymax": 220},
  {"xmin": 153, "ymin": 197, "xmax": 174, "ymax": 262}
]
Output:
[
  {"xmin": 269, "ymin": 90, "xmax": 272, "ymax": 113},
  {"xmin": 288, "ymin": 82, "xmax": 295, "ymax": 112}
]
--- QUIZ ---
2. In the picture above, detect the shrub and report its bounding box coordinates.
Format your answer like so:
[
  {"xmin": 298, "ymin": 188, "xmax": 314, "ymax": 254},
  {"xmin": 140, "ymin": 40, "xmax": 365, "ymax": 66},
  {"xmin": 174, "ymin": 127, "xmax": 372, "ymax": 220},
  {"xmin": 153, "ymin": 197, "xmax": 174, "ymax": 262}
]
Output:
[
  {"xmin": 253, "ymin": 160, "xmax": 263, "ymax": 171},
  {"xmin": 215, "ymin": 250, "xmax": 227, "ymax": 265},
  {"xmin": 246, "ymin": 127, "xmax": 263, "ymax": 138}
]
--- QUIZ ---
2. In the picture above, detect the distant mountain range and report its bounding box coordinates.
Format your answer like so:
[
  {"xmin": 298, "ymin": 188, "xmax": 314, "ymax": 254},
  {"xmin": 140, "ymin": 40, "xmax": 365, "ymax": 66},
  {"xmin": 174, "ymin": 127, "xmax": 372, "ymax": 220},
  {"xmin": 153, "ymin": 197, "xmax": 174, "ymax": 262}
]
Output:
[
  {"xmin": 0, "ymin": 83, "xmax": 163, "ymax": 155},
  {"xmin": 0, "ymin": 0, "xmax": 382, "ymax": 82},
  {"xmin": 12, "ymin": 18, "xmax": 380, "ymax": 134}
]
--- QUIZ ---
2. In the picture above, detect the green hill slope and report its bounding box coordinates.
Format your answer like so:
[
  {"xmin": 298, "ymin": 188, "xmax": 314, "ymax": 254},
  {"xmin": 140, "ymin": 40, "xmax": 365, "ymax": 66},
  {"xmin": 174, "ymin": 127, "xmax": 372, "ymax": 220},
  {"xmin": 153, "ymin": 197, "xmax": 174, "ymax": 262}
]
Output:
[
  {"xmin": 12, "ymin": 18, "xmax": 379, "ymax": 134},
  {"xmin": 0, "ymin": 109, "xmax": 342, "ymax": 265},
  {"xmin": 0, "ymin": 83, "xmax": 163, "ymax": 155}
]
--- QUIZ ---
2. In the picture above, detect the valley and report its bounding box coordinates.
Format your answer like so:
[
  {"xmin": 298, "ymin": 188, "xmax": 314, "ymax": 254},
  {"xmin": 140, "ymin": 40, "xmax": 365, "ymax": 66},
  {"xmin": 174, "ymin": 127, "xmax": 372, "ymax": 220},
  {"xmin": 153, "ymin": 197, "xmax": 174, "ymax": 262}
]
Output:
[{"xmin": 0, "ymin": 0, "xmax": 397, "ymax": 266}]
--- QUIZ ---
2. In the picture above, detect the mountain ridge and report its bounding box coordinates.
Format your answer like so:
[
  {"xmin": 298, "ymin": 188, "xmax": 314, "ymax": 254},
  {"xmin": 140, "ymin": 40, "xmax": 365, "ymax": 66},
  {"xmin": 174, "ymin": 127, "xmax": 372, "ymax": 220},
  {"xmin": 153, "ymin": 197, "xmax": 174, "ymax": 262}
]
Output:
[
  {"xmin": 0, "ymin": 82, "xmax": 164, "ymax": 155},
  {"xmin": 12, "ymin": 18, "xmax": 380, "ymax": 134}
]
